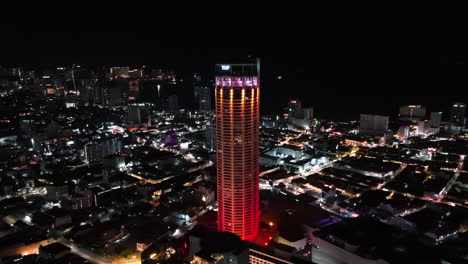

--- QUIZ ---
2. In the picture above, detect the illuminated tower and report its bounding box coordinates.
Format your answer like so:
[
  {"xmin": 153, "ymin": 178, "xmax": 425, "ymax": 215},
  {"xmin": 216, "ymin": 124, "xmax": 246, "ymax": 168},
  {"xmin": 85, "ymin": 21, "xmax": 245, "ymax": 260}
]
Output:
[
  {"xmin": 450, "ymin": 102, "xmax": 466, "ymax": 130},
  {"xmin": 215, "ymin": 59, "xmax": 260, "ymax": 241}
]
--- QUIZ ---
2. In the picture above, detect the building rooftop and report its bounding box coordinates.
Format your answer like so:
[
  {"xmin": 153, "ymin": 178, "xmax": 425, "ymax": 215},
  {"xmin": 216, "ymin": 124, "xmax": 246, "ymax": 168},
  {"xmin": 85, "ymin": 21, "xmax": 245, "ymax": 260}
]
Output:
[
  {"xmin": 40, "ymin": 242, "xmax": 70, "ymax": 255},
  {"xmin": 315, "ymin": 216, "xmax": 448, "ymax": 263}
]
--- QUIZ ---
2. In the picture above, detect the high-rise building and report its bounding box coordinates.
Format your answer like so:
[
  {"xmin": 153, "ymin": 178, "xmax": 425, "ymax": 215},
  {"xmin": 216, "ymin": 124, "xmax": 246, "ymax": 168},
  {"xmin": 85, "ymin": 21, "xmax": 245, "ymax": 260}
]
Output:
[
  {"xmin": 397, "ymin": 126, "xmax": 410, "ymax": 140},
  {"xmin": 128, "ymin": 79, "xmax": 139, "ymax": 101},
  {"xmin": 284, "ymin": 98, "xmax": 313, "ymax": 129},
  {"xmin": 204, "ymin": 122, "xmax": 216, "ymax": 151},
  {"xmin": 399, "ymin": 105, "xmax": 426, "ymax": 121},
  {"xmin": 103, "ymin": 79, "xmax": 128, "ymax": 106},
  {"xmin": 78, "ymin": 78, "xmax": 93, "ymax": 106},
  {"xmin": 417, "ymin": 120, "xmax": 427, "ymax": 135},
  {"xmin": 167, "ymin": 94, "xmax": 179, "ymax": 112},
  {"xmin": 215, "ymin": 59, "xmax": 260, "ymax": 241},
  {"xmin": 450, "ymin": 102, "xmax": 466, "ymax": 130},
  {"xmin": 290, "ymin": 107, "xmax": 313, "ymax": 129},
  {"xmin": 127, "ymin": 106, "xmax": 141, "ymax": 125},
  {"xmin": 286, "ymin": 99, "xmax": 302, "ymax": 119},
  {"xmin": 261, "ymin": 115, "xmax": 283, "ymax": 129},
  {"xmin": 193, "ymin": 72, "xmax": 202, "ymax": 83},
  {"xmin": 288, "ymin": 99, "xmax": 302, "ymax": 112},
  {"xmin": 193, "ymin": 73, "xmax": 212, "ymax": 111},
  {"xmin": 128, "ymin": 68, "xmax": 143, "ymax": 79},
  {"xmin": 194, "ymin": 85, "xmax": 212, "ymax": 111},
  {"xmin": 429, "ymin": 112, "xmax": 442, "ymax": 128},
  {"xmin": 359, "ymin": 114, "xmax": 389, "ymax": 136},
  {"xmin": 110, "ymin": 67, "xmax": 130, "ymax": 79},
  {"xmin": 84, "ymin": 136, "xmax": 122, "ymax": 162},
  {"xmin": 42, "ymin": 75, "xmax": 57, "ymax": 95}
]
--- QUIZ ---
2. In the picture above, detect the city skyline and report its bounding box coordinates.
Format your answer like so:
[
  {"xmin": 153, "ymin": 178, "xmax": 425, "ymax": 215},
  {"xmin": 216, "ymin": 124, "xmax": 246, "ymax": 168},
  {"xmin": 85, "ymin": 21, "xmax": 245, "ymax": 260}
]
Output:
[
  {"xmin": 1, "ymin": 60, "xmax": 464, "ymax": 121},
  {"xmin": 2, "ymin": 5, "xmax": 467, "ymax": 119}
]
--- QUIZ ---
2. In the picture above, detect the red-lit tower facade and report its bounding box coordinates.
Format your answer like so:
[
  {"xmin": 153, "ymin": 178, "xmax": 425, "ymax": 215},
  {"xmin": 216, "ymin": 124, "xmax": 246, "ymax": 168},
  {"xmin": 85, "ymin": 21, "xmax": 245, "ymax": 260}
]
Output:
[{"xmin": 215, "ymin": 60, "xmax": 260, "ymax": 241}]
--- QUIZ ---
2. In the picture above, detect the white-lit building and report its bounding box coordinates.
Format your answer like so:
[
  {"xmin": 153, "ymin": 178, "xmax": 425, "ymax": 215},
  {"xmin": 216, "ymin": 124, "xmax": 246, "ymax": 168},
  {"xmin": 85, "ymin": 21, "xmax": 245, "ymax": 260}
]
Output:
[
  {"xmin": 261, "ymin": 147, "xmax": 329, "ymax": 174},
  {"xmin": 397, "ymin": 126, "xmax": 409, "ymax": 140},
  {"xmin": 450, "ymin": 102, "xmax": 466, "ymax": 131},
  {"xmin": 84, "ymin": 136, "xmax": 122, "ymax": 162},
  {"xmin": 429, "ymin": 112, "xmax": 442, "ymax": 128},
  {"xmin": 110, "ymin": 67, "xmax": 130, "ymax": 79},
  {"xmin": 359, "ymin": 114, "xmax": 389, "ymax": 136},
  {"xmin": 399, "ymin": 105, "xmax": 426, "ymax": 121}
]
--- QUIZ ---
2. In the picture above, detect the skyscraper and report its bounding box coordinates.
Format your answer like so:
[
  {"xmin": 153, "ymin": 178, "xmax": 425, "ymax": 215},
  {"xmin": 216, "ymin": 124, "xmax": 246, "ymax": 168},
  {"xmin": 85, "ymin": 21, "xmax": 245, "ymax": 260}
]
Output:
[
  {"xmin": 429, "ymin": 112, "xmax": 442, "ymax": 128},
  {"xmin": 127, "ymin": 106, "xmax": 141, "ymax": 125},
  {"xmin": 193, "ymin": 73, "xmax": 212, "ymax": 111},
  {"xmin": 215, "ymin": 59, "xmax": 260, "ymax": 241},
  {"xmin": 110, "ymin": 66, "xmax": 130, "ymax": 79},
  {"xmin": 288, "ymin": 99, "xmax": 302, "ymax": 111},
  {"xmin": 359, "ymin": 114, "xmax": 389, "ymax": 136},
  {"xmin": 450, "ymin": 102, "xmax": 466, "ymax": 130},
  {"xmin": 289, "ymin": 106, "xmax": 313, "ymax": 129},
  {"xmin": 397, "ymin": 125, "xmax": 410, "ymax": 140},
  {"xmin": 104, "ymin": 79, "xmax": 128, "ymax": 106},
  {"xmin": 286, "ymin": 99, "xmax": 302, "ymax": 119},
  {"xmin": 128, "ymin": 79, "xmax": 139, "ymax": 101},
  {"xmin": 194, "ymin": 85, "xmax": 212, "ymax": 111},
  {"xmin": 399, "ymin": 105, "xmax": 426, "ymax": 121},
  {"xmin": 167, "ymin": 94, "xmax": 179, "ymax": 112}
]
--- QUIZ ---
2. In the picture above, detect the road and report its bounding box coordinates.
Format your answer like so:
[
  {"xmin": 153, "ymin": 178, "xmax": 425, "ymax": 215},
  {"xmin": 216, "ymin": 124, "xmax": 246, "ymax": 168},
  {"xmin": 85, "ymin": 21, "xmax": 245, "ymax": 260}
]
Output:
[
  {"xmin": 59, "ymin": 239, "xmax": 112, "ymax": 264},
  {"xmin": 280, "ymin": 162, "xmax": 334, "ymax": 185},
  {"xmin": 437, "ymin": 155, "xmax": 465, "ymax": 202},
  {"xmin": 373, "ymin": 155, "xmax": 468, "ymax": 208},
  {"xmin": 376, "ymin": 162, "xmax": 408, "ymax": 190},
  {"xmin": 127, "ymin": 160, "xmax": 212, "ymax": 184}
]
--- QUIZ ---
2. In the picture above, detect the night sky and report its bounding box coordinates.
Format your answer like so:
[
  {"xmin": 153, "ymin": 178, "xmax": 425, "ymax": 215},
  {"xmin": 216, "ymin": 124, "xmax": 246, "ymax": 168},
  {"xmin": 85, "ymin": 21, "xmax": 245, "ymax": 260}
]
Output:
[{"xmin": 2, "ymin": 4, "xmax": 467, "ymax": 120}]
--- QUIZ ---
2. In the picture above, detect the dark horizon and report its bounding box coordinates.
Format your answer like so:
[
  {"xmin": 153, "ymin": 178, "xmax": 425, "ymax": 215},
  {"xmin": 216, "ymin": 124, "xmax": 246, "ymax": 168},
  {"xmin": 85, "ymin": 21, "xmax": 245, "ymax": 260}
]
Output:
[{"xmin": 2, "ymin": 8, "xmax": 466, "ymax": 120}]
